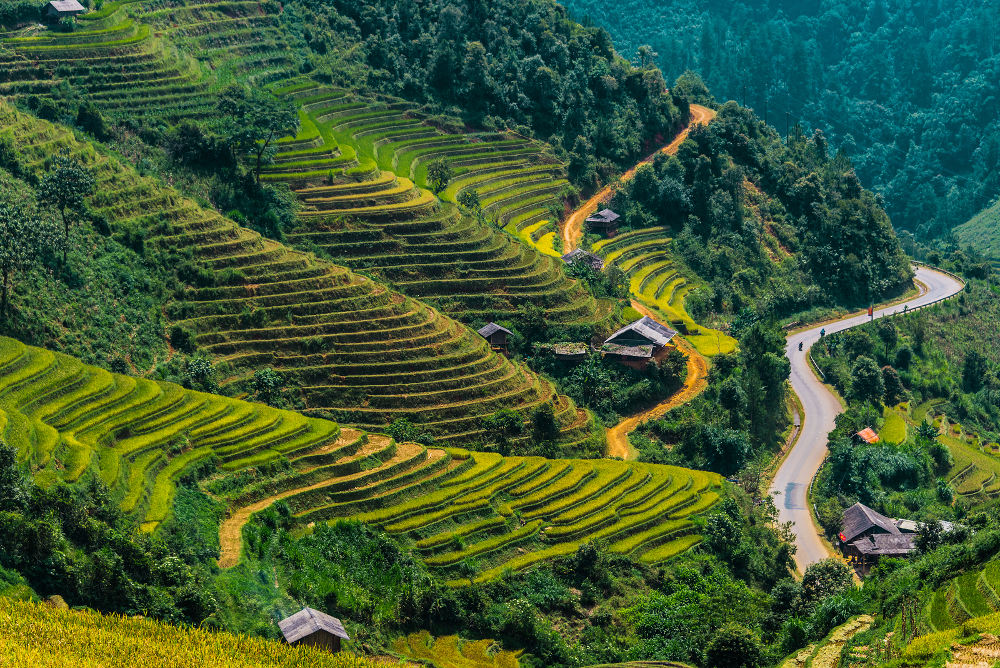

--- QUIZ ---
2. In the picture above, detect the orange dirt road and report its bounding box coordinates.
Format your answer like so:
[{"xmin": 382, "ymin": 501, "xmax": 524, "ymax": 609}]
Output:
[
  {"xmin": 606, "ymin": 300, "xmax": 710, "ymax": 460},
  {"xmin": 562, "ymin": 103, "xmax": 716, "ymax": 252}
]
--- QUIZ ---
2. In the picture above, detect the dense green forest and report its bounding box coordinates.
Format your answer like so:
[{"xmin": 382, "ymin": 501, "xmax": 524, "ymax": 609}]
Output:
[{"xmin": 561, "ymin": 0, "xmax": 1000, "ymax": 244}]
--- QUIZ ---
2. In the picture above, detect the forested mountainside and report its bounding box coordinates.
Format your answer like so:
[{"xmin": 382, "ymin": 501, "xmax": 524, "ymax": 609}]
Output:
[
  {"xmin": 602, "ymin": 100, "xmax": 912, "ymax": 317},
  {"xmin": 561, "ymin": 0, "xmax": 1000, "ymax": 244}
]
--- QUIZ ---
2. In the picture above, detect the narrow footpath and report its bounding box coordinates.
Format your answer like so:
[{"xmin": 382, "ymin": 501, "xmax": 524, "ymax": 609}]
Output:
[
  {"xmin": 607, "ymin": 300, "xmax": 709, "ymax": 459},
  {"xmin": 771, "ymin": 266, "xmax": 965, "ymax": 573},
  {"xmin": 561, "ymin": 104, "xmax": 716, "ymax": 252}
]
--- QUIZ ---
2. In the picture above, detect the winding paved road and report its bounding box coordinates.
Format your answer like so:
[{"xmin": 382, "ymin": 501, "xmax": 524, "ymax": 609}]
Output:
[{"xmin": 771, "ymin": 265, "xmax": 965, "ymax": 573}]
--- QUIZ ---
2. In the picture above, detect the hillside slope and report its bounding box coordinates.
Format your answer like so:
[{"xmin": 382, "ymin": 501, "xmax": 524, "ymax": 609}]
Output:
[
  {"xmin": 267, "ymin": 82, "xmax": 615, "ymax": 331},
  {"xmin": 0, "ymin": 334, "xmax": 720, "ymax": 578},
  {"xmin": 0, "ymin": 102, "xmax": 599, "ymax": 449},
  {"xmin": 956, "ymin": 199, "xmax": 1000, "ymax": 264}
]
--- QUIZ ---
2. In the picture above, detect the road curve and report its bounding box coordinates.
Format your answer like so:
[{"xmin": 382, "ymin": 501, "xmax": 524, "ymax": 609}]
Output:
[
  {"xmin": 606, "ymin": 303, "xmax": 709, "ymax": 459},
  {"xmin": 771, "ymin": 266, "xmax": 965, "ymax": 573},
  {"xmin": 561, "ymin": 104, "xmax": 716, "ymax": 252}
]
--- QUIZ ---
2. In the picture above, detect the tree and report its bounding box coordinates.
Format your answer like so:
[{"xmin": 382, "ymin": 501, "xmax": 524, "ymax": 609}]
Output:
[
  {"xmin": 480, "ymin": 409, "xmax": 524, "ymax": 453},
  {"xmin": 962, "ymin": 350, "xmax": 988, "ymax": 392},
  {"xmin": 427, "ymin": 159, "xmax": 453, "ymax": 195},
  {"xmin": 217, "ymin": 85, "xmax": 299, "ymax": 184},
  {"xmin": 0, "ymin": 191, "xmax": 55, "ymax": 320},
  {"xmin": 251, "ymin": 368, "xmax": 283, "ymax": 406},
  {"xmin": 0, "ymin": 440, "xmax": 29, "ymax": 512},
  {"xmin": 800, "ymin": 559, "xmax": 853, "ymax": 611},
  {"xmin": 881, "ymin": 365, "xmax": 905, "ymax": 405},
  {"xmin": 876, "ymin": 319, "xmax": 897, "ymax": 357},
  {"xmin": 915, "ymin": 419, "xmax": 938, "ymax": 444},
  {"xmin": 37, "ymin": 152, "xmax": 95, "ymax": 264},
  {"xmin": 705, "ymin": 623, "xmax": 763, "ymax": 668},
  {"xmin": 850, "ymin": 356, "xmax": 885, "ymax": 405}
]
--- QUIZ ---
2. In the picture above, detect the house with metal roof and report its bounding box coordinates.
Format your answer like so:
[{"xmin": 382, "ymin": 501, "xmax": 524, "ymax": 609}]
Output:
[
  {"xmin": 46, "ymin": 0, "xmax": 86, "ymax": 18},
  {"xmin": 601, "ymin": 316, "xmax": 677, "ymax": 369},
  {"xmin": 278, "ymin": 607, "xmax": 350, "ymax": 653}
]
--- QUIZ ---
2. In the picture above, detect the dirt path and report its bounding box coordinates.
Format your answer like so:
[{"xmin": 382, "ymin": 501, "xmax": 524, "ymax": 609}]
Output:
[
  {"xmin": 562, "ymin": 103, "xmax": 716, "ymax": 252},
  {"xmin": 217, "ymin": 428, "xmax": 366, "ymax": 568},
  {"xmin": 606, "ymin": 300, "xmax": 710, "ymax": 460}
]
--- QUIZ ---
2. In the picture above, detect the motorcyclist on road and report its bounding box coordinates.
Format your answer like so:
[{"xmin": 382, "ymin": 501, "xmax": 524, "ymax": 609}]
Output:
[
  {"xmin": 798, "ymin": 342, "xmax": 803, "ymax": 351},
  {"xmin": 820, "ymin": 328, "xmax": 826, "ymax": 338}
]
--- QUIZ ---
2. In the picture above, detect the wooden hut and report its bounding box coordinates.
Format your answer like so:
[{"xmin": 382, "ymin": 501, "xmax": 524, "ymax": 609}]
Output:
[
  {"xmin": 585, "ymin": 208, "xmax": 620, "ymax": 237},
  {"xmin": 46, "ymin": 0, "xmax": 85, "ymax": 18},
  {"xmin": 601, "ymin": 316, "xmax": 677, "ymax": 369},
  {"xmin": 278, "ymin": 607, "xmax": 350, "ymax": 653},
  {"xmin": 477, "ymin": 322, "xmax": 513, "ymax": 354}
]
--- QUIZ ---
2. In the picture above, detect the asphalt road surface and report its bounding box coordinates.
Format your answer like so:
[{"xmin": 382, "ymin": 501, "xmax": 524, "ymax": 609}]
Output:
[{"xmin": 771, "ymin": 265, "xmax": 965, "ymax": 573}]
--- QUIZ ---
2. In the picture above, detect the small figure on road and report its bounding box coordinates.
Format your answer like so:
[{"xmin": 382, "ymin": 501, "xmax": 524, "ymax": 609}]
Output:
[
  {"xmin": 798, "ymin": 342, "xmax": 803, "ymax": 351},
  {"xmin": 820, "ymin": 328, "xmax": 826, "ymax": 338}
]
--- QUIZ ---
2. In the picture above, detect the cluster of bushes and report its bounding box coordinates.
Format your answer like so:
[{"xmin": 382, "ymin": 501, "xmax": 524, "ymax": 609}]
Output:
[
  {"xmin": 606, "ymin": 96, "xmax": 912, "ymax": 318},
  {"xmin": 530, "ymin": 349, "xmax": 686, "ymax": 425}
]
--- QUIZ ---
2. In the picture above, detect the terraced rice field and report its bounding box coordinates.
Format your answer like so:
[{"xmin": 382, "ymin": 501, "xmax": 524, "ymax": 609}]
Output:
[
  {"xmin": 391, "ymin": 632, "xmax": 520, "ymax": 668},
  {"xmin": 592, "ymin": 229, "xmax": 736, "ymax": 356},
  {"xmin": 0, "ymin": 0, "xmax": 298, "ymax": 121},
  {"xmin": 905, "ymin": 404, "xmax": 1000, "ymax": 501},
  {"xmin": 217, "ymin": 436, "xmax": 721, "ymax": 581},
  {"xmin": 0, "ymin": 103, "xmax": 597, "ymax": 446},
  {"xmin": 0, "ymin": 335, "xmax": 720, "ymax": 577},
  {"xmin": 924, "ymin": 559, "xmax": 1000, "ymax": 632},
  {"xmin": 268, "ymin": 82, "xmax": 614, "ymax": 327}
]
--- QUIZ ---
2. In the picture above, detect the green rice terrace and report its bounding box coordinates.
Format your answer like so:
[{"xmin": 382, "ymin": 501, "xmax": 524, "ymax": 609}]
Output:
[
  {"xmin": 905, "ymin": 401, "xmax": 1000, "ymax": 502},
  {"xmin": 923, "ymin": 557, "xmax": 1000, "ymax": 633},
  {"xmin": 592, "ymin": 228, "xmax": 737, "ymax": 356},
  {"xmin": 1, "ymin": 102, "xmax": 600, "ymax": 446},
  {"xmin": 266, "ymin": 81, "xmax": 615, "ymax": 327},
  {"xmin": 0, "ymin": 335, "xmax": 722, "ymax": 581},
  {"xmin": 0, "ymin": 0, "xmax": 297, "ymax": 121}
]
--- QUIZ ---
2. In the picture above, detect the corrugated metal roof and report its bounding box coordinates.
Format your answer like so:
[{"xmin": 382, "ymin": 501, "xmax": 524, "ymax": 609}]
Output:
[
  {"xmin": 477, "ymin": 322, "xmax": 512, "ymax": 338},
  {"xmin": 857, "ymin": 427, "xmax": 880, "ymax": 443},
  {"xmin": 585, "ymin": 208, "xmax": 620, "ymax": 224},
  {"xmin": 279, "ymin": 608, "xmax": 350, "ymax": 644},
  {"xmin": 605, "ymin": 316, "xmax": 677, "ymax": 348},
  {"xmin": 48, "ymin": 0, "xmax": 85, "ymax": 12}
]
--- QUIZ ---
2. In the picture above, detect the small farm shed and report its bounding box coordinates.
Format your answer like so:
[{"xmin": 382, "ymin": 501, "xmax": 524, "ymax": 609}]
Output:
[
  {"xmin": 585, "ymin": 208, "xmax": 620, "ymax": 236},
  {"xmin": 838, "ymin": 502, "xmax": 915, "ymax": 574},
  {"xmin": 477, "ymin": 322, "xmax": 513, "ymax": 354},
  {"xmin": 278, "ymin": 607, "xmax": 350, "ymax": 653},
  {"xmin": 552, "ymin": 342, "xmax": 588, "ymax": 362},
  {"xmin": 856, "ymin": 427, "xmax": 880, "ymax": 444},
  {"xmin": 601, "ymin": 316, "xmax": 677, "ymax": 369},
  {"xmin": 46, "ymin": 0, "xmax": 86, "ymax": 18},
  {"xmin": 561, "ymin": 248, "xmax": 604, "ymax": 271}
]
